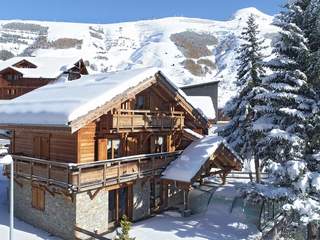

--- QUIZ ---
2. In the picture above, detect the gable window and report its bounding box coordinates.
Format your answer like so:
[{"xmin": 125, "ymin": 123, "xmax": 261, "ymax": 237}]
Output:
[
  {"xmin": 107, "ymin": 139, "xmax": 121, "ymax": 159},
  {"xmin": 31, "ymin": 186, "xmax": 45, "ymax": 211},
  {"xmin": 135, "ymin": 95, "xmax": 145, "ymax": 110},
  {"xmin": 6, "ymin": 74, "xmax": 19, "ymax": 81}
]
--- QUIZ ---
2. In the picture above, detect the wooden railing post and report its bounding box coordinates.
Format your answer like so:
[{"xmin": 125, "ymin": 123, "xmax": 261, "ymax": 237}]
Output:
[
  {"xmin": 103, "ymin": 163, "xmax": 106, "ymax": 186},
  {"xmin": 78, "ymin": 167, "xmax": 82, "ymax": 191},
  {"xmin": 47, "ymin": 163, "xmax": 51, "ymax": 185},
  {"xmin": 117, "ymin": 161, "xmax": 120, "ymax": 183},
  {"xmin": 30, "ymin": 160, "xmax": 34, "ymax": 181}
]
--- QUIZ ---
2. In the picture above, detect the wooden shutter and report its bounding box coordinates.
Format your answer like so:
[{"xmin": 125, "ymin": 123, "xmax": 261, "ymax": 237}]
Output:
[
  {"xmin": 33, "ymin": 136, "xmax": 41, "ymax": 158},
  {"xmin": 98, "ymin": 139, "xmax": 107, "ymax": 161},
  {"xmin": 33, "ymin": 136, "xmax": 50, "ymax": 159},
  {"xmin": 40, "ymin": 137, "xmax": 50, "ymax": 160},
  {"xmin": 31, "ymin": 186, "xmax": 45, "ymax": 211}
]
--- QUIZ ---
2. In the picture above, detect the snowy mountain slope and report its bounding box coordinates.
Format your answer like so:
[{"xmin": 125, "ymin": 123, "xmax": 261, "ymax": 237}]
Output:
[{"xmin": 0, "ymin": 7, "xmax": 279, "ymax": 107}]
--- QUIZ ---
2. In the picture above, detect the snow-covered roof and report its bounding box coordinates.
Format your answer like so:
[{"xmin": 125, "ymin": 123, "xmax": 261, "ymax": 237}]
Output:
[
  {"xmin": 0, "ymin": 56, "xmax": 82, "ymax": 79},
  {"xmin": 183, "ymin": 128, "xmax": 203, "ymax": 139},
  {"xmin": 0, "ymin": 67, "xmax": 208, "ymax": 129},
  {"xmin": 162, "ymin": 134, "xmax": 243, "ymax": 183},
  {"xmin": 162, "ymin": 135, "xmax": 224, "ymax": 183},
  {"xmin": 186, "ymin": 96, "xmax": 215, "ymax": 120}
]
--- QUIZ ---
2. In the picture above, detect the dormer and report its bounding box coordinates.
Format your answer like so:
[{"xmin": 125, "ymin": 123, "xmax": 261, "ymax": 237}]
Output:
[{"xmin": 12, "ymin": 59, "xmax": 37, "ymax": 69}]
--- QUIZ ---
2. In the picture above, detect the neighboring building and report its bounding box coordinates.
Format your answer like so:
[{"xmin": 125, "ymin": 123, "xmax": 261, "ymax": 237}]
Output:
[
  {"xmin": 181, "ymin": 80, "xmax": 220, "ymax": 121},
  {"xmin": 0, "ymin": 68, "xmax": 241, "ymax": 240},
  {"xmin": 0, "ymin": 56, "xmax": 88, "ymax": 99}
]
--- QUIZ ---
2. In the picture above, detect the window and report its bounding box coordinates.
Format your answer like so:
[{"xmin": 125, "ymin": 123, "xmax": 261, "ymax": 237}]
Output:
[
  {"xmin": 135, "ymin": 95, "xmax": 145, "ymax": 109},
  {"xmin": 107, "ymin": 139, "xmax": 121, "ymax": 159},
  {"xmin": 6, "ymin": 74, "xmax": 19, "ymax": 81},
  {"xmin": 154, "ymin": 136, "xmax": 165, "ymax": 153},
  {"xmin": 32, "ymin": 186, "xmax": 45, "ymax": 211}
]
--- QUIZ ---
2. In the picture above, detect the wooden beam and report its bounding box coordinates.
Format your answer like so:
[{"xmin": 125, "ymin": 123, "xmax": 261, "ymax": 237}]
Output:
[{"xmin": 87, "ymin": 187, "xmax": 103, "ymax": 200}]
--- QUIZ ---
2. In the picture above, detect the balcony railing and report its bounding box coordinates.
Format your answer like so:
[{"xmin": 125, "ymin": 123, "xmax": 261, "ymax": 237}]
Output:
[
  {"xmin": 111, "ymin": 110, "xmax": 184, "ymax": 131},
  {"xmin": 5, "ymin": 151, "xmax": 182, "ymax": 192}
]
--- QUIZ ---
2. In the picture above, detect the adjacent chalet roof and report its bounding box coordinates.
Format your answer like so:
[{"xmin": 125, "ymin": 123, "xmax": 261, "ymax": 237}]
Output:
[
  {"xmin": 0, "ymin": 67, "xmax": 209, "ymax": 132},
  {"xmin": 183, "ymin": 128, "xmax": 203, "ymax": 140},
  {"xmin": 162, "ymin": 135, "xmax": 242, "ymax": 183},
  {"xmin": 180, "ymin": 79, "xmax": 220, "ymax": 89},
  {"xmin": 186, "ymin": 96, "xmax": 215, "ymax": 120},
  {"xmin": 0, "ymin": 56, "xmax": 84, "ymax": 79}
]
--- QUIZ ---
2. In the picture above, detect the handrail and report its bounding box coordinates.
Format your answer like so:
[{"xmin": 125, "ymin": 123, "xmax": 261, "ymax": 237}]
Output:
[
  {"xmin": 12, "ymin": 151, "xmax": 182, "ymax": 169},
  {"xmin": 9, "ymin": 151, "xmax": 182, "ymax": 192},
  {"xmin": 73, "ymin": 151, "xmax": 182, "ymax": 168},
  {"xmin": 115, "ymin": 109, "xmax": 184, "ymax": 115},
  {"xmin": 12, "ymin": 155, "xmax": 73, "ymax": 168}
]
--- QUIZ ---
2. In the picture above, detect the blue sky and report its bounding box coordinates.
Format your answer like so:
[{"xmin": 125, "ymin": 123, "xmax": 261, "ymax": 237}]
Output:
[{"xmin": 1, "ymin": 0, "xmax": 285, "ymax": 23}]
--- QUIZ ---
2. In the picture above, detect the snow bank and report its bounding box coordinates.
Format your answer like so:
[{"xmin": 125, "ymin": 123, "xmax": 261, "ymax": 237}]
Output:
[{"xmin": 162, "ymin": 135, "xmax": 224, "ymax": 182}]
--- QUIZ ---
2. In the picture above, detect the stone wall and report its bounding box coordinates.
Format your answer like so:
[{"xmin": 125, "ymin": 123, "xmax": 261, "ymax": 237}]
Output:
[
  {"xmin": 132, "ymin": 179, "xmax": 150, "ymax": 221},
  {"xmin": 75, "ymin": 188, "xmax": 109, "ymax": 239},
  {"xmin": 14, "ymin": 179, "xmax": 76, "ymax": 240}
]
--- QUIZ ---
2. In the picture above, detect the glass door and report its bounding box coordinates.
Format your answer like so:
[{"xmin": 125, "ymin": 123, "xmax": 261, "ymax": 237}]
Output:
[
  {"xmin": 108, "ymin": 189, "xmax": 116, "ymax": 223},
  {"xmin": 119, "ymin": 187, "xmax": 128, "ymax": 219}
]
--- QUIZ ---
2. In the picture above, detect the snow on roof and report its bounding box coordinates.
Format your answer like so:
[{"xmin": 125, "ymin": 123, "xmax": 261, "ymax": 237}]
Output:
[
  {"xmin": 162, "ymin": 135, "xmax": 224, "ymax": 183},
  {"xmin": 0, "ymin": 67, "xmax": 163, "ymax": 126},
  {"xmin": 186, "ymin": 96, "xmax": 216, "ymax": 120},
  {"xmin": 0, "ymin": 56, "xmax": 81, "ymax": 78}
]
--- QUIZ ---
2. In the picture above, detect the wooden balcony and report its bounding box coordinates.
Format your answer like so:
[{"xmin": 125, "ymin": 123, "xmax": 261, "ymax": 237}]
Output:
[
  {"xmin": 111, "ymin": 110, "xmax": 184, "ymax": 132},
  {"xmin": 5, "ymin": 151, "xmax": 182, "ymax": 192}
]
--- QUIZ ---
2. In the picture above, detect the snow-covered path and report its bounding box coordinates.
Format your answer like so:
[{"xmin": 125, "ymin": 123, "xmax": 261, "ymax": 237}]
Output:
[
  {"xmin": 107, "ymin": 181, "xmax": 261, "ymax": 240},
  {"xmin": 0, "ymin": 166, "xmax": 260, "ymax": 240}
]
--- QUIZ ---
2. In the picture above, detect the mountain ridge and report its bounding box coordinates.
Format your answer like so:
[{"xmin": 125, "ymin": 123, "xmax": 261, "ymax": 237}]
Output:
[{"xmin": 0, "ymin": 7, "xmax": 278, "ymax": 107}]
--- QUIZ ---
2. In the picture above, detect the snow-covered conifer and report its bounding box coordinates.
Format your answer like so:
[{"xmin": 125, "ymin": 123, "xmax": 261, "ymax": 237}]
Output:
[
  {"xmin": 219, "ymin": 14, "xmax": 267, "ymax": 182},
  {"xmin": 242, "ymin": 1, "xmax": 320, "ymax": 232}
]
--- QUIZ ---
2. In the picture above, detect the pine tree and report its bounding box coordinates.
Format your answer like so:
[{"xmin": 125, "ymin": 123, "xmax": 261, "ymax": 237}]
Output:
[
  {"xmin": 115, "ymin": 215, "xmax": 135, "ymax": 240},
  {"xmin": 241, "ymin": 1, "xmax": 320, "ymax": 233},
  {"xmin": 219, "ymin": 14, "xmax": 267, "ymax": 182},
  {"xmin": 304, "ymin": 0, "xmax": 320, "ymax": 91}
]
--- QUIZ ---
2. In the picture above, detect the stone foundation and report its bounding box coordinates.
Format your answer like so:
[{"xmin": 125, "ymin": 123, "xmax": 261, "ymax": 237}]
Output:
[
  {"xmin": 75, "ymin": 189, "xmax": 109, "ymax": 239},
  {"xmin": 14, "ymin": 179, "xmax": 75, "ymax": 239},
  {"xmin": 14, "ymin": 179, "xmax": 109, "ymax": 240}
]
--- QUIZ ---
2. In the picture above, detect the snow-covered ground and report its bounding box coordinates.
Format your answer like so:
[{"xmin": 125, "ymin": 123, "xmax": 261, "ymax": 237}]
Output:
[
  {"xmin": 107, "ymin": 180, "xmax": 260, "ymax": 240},
  {"xmin": 0, "ymin": 170, "xmax": 260, "ymax": 240}
]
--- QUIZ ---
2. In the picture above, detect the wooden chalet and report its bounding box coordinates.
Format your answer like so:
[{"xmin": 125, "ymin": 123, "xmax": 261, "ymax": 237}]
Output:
[
  {"xmin": 0, "ymin": 67, "xmax": 241, "ymax": 240},
  {"xmin": 0, "ymin": 56, "xmax": 88, "ymax": 99}
]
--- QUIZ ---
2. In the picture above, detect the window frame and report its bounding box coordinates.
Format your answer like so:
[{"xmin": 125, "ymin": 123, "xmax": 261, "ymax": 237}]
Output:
[{"xmin": 107, "ymin": 138, "xmax": 121, "ymax": 160}]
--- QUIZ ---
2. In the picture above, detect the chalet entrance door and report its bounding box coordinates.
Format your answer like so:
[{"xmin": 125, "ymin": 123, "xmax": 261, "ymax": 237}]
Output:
[{"xmin": 108, "ymin": 186, "xmax": 133, "ymax": 227}]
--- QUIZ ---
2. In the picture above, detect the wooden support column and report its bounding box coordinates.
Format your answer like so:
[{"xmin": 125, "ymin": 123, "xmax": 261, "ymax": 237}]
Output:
[
  {"xmin": 184, "ymin": 190, "xmax": 189, "ymax": 210},
  {"xmin": 160, "ymin": 182, "xmax": 168, "ymax": 209},
  {"xmin": 115, "ymin": 189, "xmax": 119, "ymax": 223}
]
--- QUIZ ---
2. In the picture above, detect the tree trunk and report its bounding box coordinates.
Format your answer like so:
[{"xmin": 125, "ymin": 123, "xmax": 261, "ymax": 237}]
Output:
[
  {"xmin": 307, "ymin": 222, "xmax": 318, "ymax": 240},
  {"xmin": 254, "ymin": 158, "xmax": 261, "ymax": 183}
]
